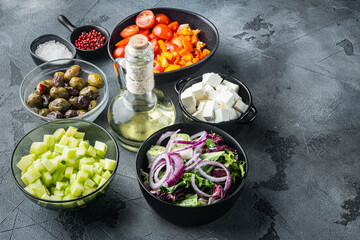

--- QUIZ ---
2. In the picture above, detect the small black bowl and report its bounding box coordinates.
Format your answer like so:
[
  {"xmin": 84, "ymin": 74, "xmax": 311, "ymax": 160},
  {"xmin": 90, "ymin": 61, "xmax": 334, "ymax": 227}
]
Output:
[
  {"xmin": 136, "ymin": 122, "xmax": 249, "ymax": 226},
  {"xmin": 174, "ymin": 74, "xmax": 257, "ymax": 136},
  {"xmin": 108, "ymin": 8, "xmax": 219, "ymax": 82},
  {"xmin": 29, "ymin": 34, "xmax": 76, "ymax": 65},
  {"xmin": 58, "ymin": 15, "xmax": 110, "ymax": 59}
]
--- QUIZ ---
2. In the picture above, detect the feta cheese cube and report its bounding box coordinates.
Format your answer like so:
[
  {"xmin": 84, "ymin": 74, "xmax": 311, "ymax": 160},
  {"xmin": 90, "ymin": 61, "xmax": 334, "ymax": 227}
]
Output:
[
  {"xmin": 216, "ymin": 91, "xmax": 235, "ymax": 108},
  {"xmin": 197, "ymin": 100, "xmax": 208, "ymax": 113},
  {"xmin": 193, "ymin": 111, "xmax": 206, "ymax": 121},
  {"xmin": 191, "ymin": 82, "xmax": 205, "ymax": 102},
  {"xmin": 207, "ymin": 90, "xmax": 218, "ymax": 100},
  {"xmin": 202, "ymin": 73, "xmax": 222, "ymax": 87},
  {"xmin": 222, "ymin": 80, "xmax": 239, "ymax": 93},
  {"xmin": 181, "ymin": 88, "xmax": 196, "ymax": 110},
  {"xmin": 235, "ymin": 110, "xmax": 242, "ymax": 118},
  {"xmin": 216, "ymin": 84, "xmax": 230, "ymax": 93},
  {"xmin": 185, "ymin": 105, "xmax": 197, "ymax": 114},
  {"xmin": 204, "ymin": 84, "xmax": 214, "ymax": 97},
  {"xmin": 202, "ymin": 100, "xmax": 215, "ymax": 121},
  {"xmin": 214, "ymin": 108, "xmax": 230, "ymax": 123},
  {"xmin": 227, "ymin": 108, "xmax": 237, "ymax": 120},
  {"xmin": 233, "ymin": 100, "xmax": 249, "ymax": 113}
]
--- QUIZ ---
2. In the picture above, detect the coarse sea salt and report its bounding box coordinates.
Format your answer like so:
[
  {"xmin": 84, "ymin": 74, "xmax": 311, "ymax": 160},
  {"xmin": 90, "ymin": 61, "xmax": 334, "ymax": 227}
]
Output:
[{"xmin": 35, "ymin": 40, "xmax": 72, "ymax": 61}]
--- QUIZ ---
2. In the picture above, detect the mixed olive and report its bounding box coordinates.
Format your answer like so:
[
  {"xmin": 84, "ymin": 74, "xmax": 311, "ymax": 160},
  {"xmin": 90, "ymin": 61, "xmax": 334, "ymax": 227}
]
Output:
[{"xmin": 26, "ymin": 65, "xmax": 104, "ymax": 119}]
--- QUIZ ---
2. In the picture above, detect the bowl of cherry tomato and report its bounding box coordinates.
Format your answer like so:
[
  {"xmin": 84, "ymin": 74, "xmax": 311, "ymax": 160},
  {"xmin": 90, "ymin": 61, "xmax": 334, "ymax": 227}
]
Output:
[{"xmin": 108, "ymin": 8, "xmax": 219, "ymax": 81}]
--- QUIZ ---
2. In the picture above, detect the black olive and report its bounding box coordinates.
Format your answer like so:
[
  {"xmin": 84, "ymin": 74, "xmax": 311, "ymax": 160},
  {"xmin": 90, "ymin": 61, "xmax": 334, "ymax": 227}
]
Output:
[
  {"xmin": 46, "ymin": 111, "xmax": 64, "ymax": 119},
  {"xmin": 76, "ymin": 95, "xmax": 90, "ymax": 109}
]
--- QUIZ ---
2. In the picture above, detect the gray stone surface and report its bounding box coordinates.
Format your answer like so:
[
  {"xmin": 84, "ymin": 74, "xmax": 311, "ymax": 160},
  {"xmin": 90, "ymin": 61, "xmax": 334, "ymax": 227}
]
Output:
[{"xmin": 1, "ymin": 0, "xmax": 360, "ymax": 239}]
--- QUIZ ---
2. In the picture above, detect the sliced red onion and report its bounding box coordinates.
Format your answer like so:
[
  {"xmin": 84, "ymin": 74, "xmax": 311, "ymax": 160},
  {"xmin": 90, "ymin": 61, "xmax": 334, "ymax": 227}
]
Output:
[
  {"xmin": 194, "ymin": 142, "xmax": 206, "ymax": 154},
  {"xmin": 165, "ymin": 129, "xmax": 180, "ymax": 152},
  {"xmin": 171, "ymin": 140, "xmax": 205, "ymax": 154},
  {"xmin": 185, "ymin": 152, "xmax": 200, "ymax": 167},
  {"xmin": 156, "ymin": 130, "xmax": 178, "ymax": 146},
  {"xmin": 172, "ymin": 140, "xmax": 198, "ymax": 145},
  {"xmin": 184, "ymin": 157, "xmax": 203, "ymax": 171},
  {"xmin": 163, "ymin": 153, "xmax": 184, "ymax": 187},
  {"xmin": 195, "ymin": 160, "xmax": 231, "ymax": 193},
  {"xmin": 149, "ymin": 154, "xmax": 173, "ymax": 190},
  {"xmin": 190, "ymin": 174, "xmax": 211, "ymax": 198},
  {"xmin": 153, "ymin": 160, "xmax": 166, "ymax": 183},
  {"xmin": 190, "ymin": 131, "xmax": 207, "ymax": 141}
]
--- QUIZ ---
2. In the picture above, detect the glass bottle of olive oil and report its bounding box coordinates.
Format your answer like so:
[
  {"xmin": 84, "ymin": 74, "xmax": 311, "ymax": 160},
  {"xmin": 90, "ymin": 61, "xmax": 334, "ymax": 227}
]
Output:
[{"xmin": 108, "ymin": 34, "xmax": 176, "ymax": 152}]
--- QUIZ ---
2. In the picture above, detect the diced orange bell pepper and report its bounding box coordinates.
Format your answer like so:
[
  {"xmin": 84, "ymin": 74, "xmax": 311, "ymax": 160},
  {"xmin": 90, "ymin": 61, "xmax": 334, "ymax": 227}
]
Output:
[
  {"xmin": 192, "ymin": 58, "xmax": 199, "ymax": 63},
  {"xmin": 158, "ymin": 40, "xmax": 167, "ymax": 52},
  {"xmin": 183, "ymin": 54, "xmax": 192, "ymax": 62},
  {"xmin": 163, "ymin": 52, "xmax": 174, "ymax": 61},
  {"xmin": 180, "ymin": 26, "xmax": 192, "ymax": 36},
  {"xmin": 185, "ymin": 61, "xmax": 193, "ymax": 66},
  {"xmin": 178, "ymin": 60, "xmax": 187, "ymax": 66},
  {"xmin": 164, "ymin": 65, "xmax": 181, "ymax": 72},
  {"xmin": 171, "ymin": 37, "xmax": 182, "ymax": 48},
  {"xmin": 177, "ymin": 24, "xmax": 189, "ymax": 34},
  {"xmin": 160, "ymin": 54, "xmax": 169, "ymax": 68},
  {"xmin": 194, "ymin": 49, "xmax": 203, "ymax": 59},
  {"xmin": 178, "ymin": 49, "xmax": 190, "ymax": 57},
  {"xmin": 182, "ymin": 39, "xmax": 193, "ymax": 52},
  {"xmin": 196, "ymin": 41, "xmax": 206, "ymax": 50},
  {"xmin": 203, "ymin": 49, "xmax": 210, "ymax": 57}
]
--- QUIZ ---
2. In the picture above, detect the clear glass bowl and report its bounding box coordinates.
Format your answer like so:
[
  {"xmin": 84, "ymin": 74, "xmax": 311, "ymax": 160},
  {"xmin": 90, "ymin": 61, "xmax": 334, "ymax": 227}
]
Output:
[
  {"xmin": 19, "ymin": 58, "xmax": 109, "ymax": 122},
  {"xmin": 11, "ymin": 120, "xmax": 119, "ymax": 211}
]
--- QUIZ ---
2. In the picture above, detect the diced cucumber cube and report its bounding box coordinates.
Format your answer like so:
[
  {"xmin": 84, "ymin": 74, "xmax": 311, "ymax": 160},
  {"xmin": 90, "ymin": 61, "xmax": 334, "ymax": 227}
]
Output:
[
  {"xmin": 80, "ymin": 164, "xmax": 93, "ymax": 175},
  {"xmin": 24, "ymin": 186, "xmax": 35, "ymax": 195},
  {"xmin": 104, "ymin": 158, "xmax": 116, "ymax": 171},
  {"xmin": 51, "ymin": 165, "xmax": 65, "ymax": 185},
  {"xmin": 98, "ymin": 178, "xmax": 107, "ymax": 188},
  {"xmin": 70, "ymin": 173, "xmax": 77, "ymax": 185},
  {"xmin": 59, "ymin": 135, "xmax": 70, "ymax": 146},
  {"xmin": 21, "ymin": 174, "xmax": 29, "ymax": 185},
  {"xmin": 79, "ymin": 140, "xmax": 89, "ymax": 149},
  {"xmin": 76, "ymin": 146, "xmax": 87, "ymax": 158},
  {"xmin": 102, "ymin": 170, "xmax": 111, "ymax": 180},
  {"xmin": 70, "ymin": 182, "xmax": 83, "ymax": 197},
  {"xmin": 66, "ymin": 126, "xmax": 78, "ymax": 137},
  {"xmin": 30, "ymin": 142, "xmax": 47, "ymax": 155},
  {"xmin": 84, "ymin": 178, "xmax": 96, "ymax": 188},
  {"xmin": 33, "ymin": 159, "xmax": 45, "ymax": 172},
  {"xmin": 64, "ymin": 167, "xmax": 74, "ymax": 179},
  {"xmin": 41, "ymin": 193, "xmax": 51, "ymax": 200},
  {"xmin": 74, "ymin": 131, "xmax": 85, "ymax": 139},
  {"xmin": 43, "ymin": 134, "xmax": 55, "ymax": 148},
  {"xmin": 53, "ymin": 190, "xmax": 64, "ymax": 197},
  {"xmin": 53, "ymin": 128, "xmax": 66, "ymax": 141},
  {"xmin": 68, "ymin": 137, "xmax": 80, "ymax": 148},
  {"xmin": 54, "ymin": 144, "xmax": 67, "ymax": 154},
  {"xmin": 62, "ymin": 194, "xmax": 76, "ymax": 200},
  {"xmin": 94, "ymin": 141, "xmax": 108, "ymax": 158},
  {"xmin": 56, "ymin": 181, "xmax": 68, "ymax": 190},
  {"xmin": 61, "ymin": 148, "xmax": 77, "ymax": 161},
  {"xmin": 25, "ymin": 168, "xmax": 41, "ymax": 183},
  {"xmin": 64, "ymin": 186, "xmax": 71, "ymax": 195},
  {"xmin": 93, "ymin": 162, "xmax": 103, "ymax": 175},
  {"xmin": 40, "ymin": 150, "xmax": 52, "ymax": 159},
  {"xmin": 87, "ymin": 145, "xmax": 97, "ymax": 157},
  {"xmin": 16, "ymin": 155, "xmax": 33, "ymax": 171},
  {"xmin": 41, "ymin": 158, "xmax": 58, "ymax": 173},
  {"xmin": 30, "ymin": 179, "xmax": 46, "ymax": 197},
  {"xmin": 79, "ymin": 157, "xmax": 93, "ymax": 168},
  {"xmin": 41, "ymin": 172, "xmax": 52, "ymax": 187},
  {"xmin": 92, "ymin": 174, "xmax": 103, "ymax": 185},
  {"xmin": 76, "ymin": 171, "xmax": 89, "ymax": 183},
  {"xmin": 83, "ymin": 186, "xmax": 95, "ymax": 196},
  {"xmin": 51, "ymin": 195, "xmax": 62, "ymax": 201}
]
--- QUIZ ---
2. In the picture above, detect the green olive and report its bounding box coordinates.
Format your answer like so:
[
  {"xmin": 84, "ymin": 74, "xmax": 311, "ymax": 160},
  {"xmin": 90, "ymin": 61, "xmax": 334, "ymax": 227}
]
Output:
[
  {"xmin": 49, "ymin": 98, "xmax": 70, "ymax": 112},
  {"xmin": 64, "ymin": 65, "xmax": 82, "ymax": 81},
  {"xmin": 26, "ymin": 91, "xmax": 42, "ymax": 108},
  {"xmin": 88, "ymin": 100, "xmax": 98, "ymax": 111},
  {"xmin": 79, "ymin": 86, "xmax": 99, "ymax": 100},
  {"xmin": 68, "ymin": 96, "xmax": 78, "ymax": 107},
  {"xmin": 39, "ymin": 108, "xmax": 51, "ymax": 116},
  {"xmin": 36, "ymin": 81, "xmax": 51, "ymax": 94},
  {"xmin": 69, "ymin": 77, "xmax": 86, "ymax": 91},
  {"xmin": 88, "ymin": 73, "xmax": 104, "ymax": 89},
  {"xmin": 50, "ymin": 87, "xmax": 69, "ymax": 99},
  {"xmin": 44, "ymin": 80, "xmax": 53, "ymax": 86}
]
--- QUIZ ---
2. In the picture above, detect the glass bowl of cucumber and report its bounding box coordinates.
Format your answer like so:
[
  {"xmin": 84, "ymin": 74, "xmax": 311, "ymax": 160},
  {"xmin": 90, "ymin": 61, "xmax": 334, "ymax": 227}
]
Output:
[{"xmin": 11, "ymin": 120, "xmax": 119, "ymax": 211}]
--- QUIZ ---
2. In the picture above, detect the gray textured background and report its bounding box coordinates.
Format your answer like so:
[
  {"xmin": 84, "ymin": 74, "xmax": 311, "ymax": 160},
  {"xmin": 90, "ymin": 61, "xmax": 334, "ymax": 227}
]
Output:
[{"xmin": 1, "ymin": 0, "xmax": 360, "ymax": 239}]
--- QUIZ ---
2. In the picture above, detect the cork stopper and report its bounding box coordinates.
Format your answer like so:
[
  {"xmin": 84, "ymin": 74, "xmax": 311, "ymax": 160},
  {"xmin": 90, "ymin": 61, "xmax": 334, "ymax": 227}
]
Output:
[{"xmin": 129, "ymin": 34, "xmax": 149, "ymax": 50}]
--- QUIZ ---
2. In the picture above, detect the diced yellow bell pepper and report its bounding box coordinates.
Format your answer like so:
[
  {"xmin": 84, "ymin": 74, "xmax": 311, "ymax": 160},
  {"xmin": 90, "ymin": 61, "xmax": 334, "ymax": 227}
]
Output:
[
  {"xmin": 203, "ymin": 49, "xmax": 210, "ymax": 57},
  {"xmin": 158, "ymin": 40, "xmax": 167, "ymax": 52},
  {"xmin": 180, "ymin": 26, "xmax": 193, "ymax": 36},
  {"xmin": 164, "ymin": 65, "xmax": 181, "ymax": 72},
  {"xmin": 153, "ymin": 68, "xmax": 159, "ymax": 73},
  {"xmin": 160, "ymin": 54, "xmax": 169, "ymax": 68},
  {"xmin": 192, "ymin": 58, "xmax": 199, "ymax": 63},
  {"xmin": 183, "ymin": 54, "xmax": 193, "ymax": 62},
  {"xmin": 178, "ymin": 60, "xmax": 187, "ymax": 66},
  {"xmin": 163, "ymin": 52, "xmax": 174, "ymax": 61}
]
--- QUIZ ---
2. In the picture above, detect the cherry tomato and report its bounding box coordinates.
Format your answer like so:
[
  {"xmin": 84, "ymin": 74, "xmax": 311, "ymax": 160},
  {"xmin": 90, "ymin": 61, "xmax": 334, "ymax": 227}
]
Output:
[
  {"xmin": 115, "ymin": 38, "xmax": 130, "ymax": 47},
  {"xmin": 149, "ymin": 33, "xmax": 159, "ymax": 41},
  {"xmin": 165, "ymin": 42, "xmax": 179, "ymax": 51},
  {"xmin": 152, "ymin": 24, "xmax": 172, "ymax": 40},
  {"xmin": 135, "ymin": 10, "xmax": 155, "ymax": 29},
  {"xmin": 151, "ymin": 39, "xmax": 160, "ymax": 56},
  {"xmin": 155, "ymin": 13, "xmax": 172, "ymax": 25},
  {"xmin": 139, "ymin": 29, "xmax": 150, "ymax": 35},
  {"xmin": 168, "ymin": 21, "xmax": 179, "ymax": 32},
  {"xmin": 114, "ymin": 46, "xmax": 125, "ymax": 58},
  {"xmin": 120, "ymin": 25, "xmax": 139, "ymax": 39}
]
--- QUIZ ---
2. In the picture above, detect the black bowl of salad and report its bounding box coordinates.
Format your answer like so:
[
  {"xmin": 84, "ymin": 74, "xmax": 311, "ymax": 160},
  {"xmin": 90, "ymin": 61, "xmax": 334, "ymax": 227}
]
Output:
[{"xmin": 136, "ymin": 122, "xmax": 248, "ymax": 226}]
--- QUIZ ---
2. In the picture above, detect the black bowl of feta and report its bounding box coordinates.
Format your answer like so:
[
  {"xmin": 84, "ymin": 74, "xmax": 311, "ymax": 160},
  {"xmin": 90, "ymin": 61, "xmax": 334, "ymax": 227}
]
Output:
[{"xmin": 174, "ymin": 73, "xmax": 257, "ymax": 135}]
